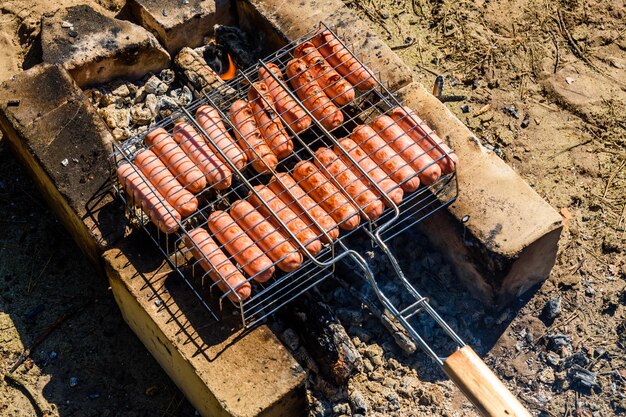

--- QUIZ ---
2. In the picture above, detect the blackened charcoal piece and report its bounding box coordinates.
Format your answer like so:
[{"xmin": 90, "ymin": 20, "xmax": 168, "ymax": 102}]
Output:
[{"xmin": 214, "ymin": 25, "xmax": 259, "ymax": 69}]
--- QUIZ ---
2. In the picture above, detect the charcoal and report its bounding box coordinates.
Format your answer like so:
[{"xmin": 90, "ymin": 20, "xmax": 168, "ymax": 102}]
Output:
[
  {"xmin": 547, "ymin": 333, "xmax": 571, "ymax": 351},
  {"xmin": 562, "ymin": 351, "xmax": 590, "ymax": 369},
  {"xmin": 214, "ymin": 25, "xmax": 259, "ymax": 69},
  {"xmin": 568, "ymin": 365, "xmax": 597, "ymax": 389},
  {"xmin": 542, "ymin": 296, "xmax": 562, "ymax": 320}
]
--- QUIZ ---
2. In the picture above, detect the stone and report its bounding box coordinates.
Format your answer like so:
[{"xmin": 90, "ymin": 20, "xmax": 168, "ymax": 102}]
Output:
[
  {"xmin": 41, "ymin": 5, "xmax": 170, "ymax": 87},
  {"xmin": 129, "ymin": 0, "xmax": 235, "ymax": 54},
  {"xmin": 236, "ymin": 0, "xmax": 413, "ymax": 91},
  {"xmin": 397, "ymin": 82, "xmax": 563, "ymax": 306}
]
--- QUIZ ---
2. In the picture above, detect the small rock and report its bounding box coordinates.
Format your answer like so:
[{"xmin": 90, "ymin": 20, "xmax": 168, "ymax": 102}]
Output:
[
  {"xmin": 69, "ymin": 376, "xmax": 79, "ymax": 387},
  {"xmin": 145, "ymin": 75, "xmax": 168, "ymax": 96},
  {"xmin": 68, "ymin": 30, "xmax": 78, "ymax": 38},
  {"xmin": 503, "ymin": 105, "xmax": 520, "ymax": 119},
  {"xmin": 362, "ymin": 358, "xmax": 374, "ymax": 372},
  {"xmin": 61, "ymin": 21, "xmax": 72, "ymax": 28},
  {"xmin": 154, "ymin": 299, "xmax": 163, "ymax": 307},
  {"xmin": 543, "ymin": 297, "xmax": 562, "ymax": 320},
  {"xmin": 585, "ymin": 286, "xmax": 595, "ymax": 296},
  {"xmin": 349, "ymin": 389, "xmax": 368, "ymax": 414},
  {"xmin": 461, "ymin": 104, "xmax": 470, "ymax": 113},
  {"xmin": 61, "ymin": 158, "xmax": 69, "ymax": 167},
  {"xmin": 521, "ymin": 114, "xmax": 530, "ymax": 128},
  {"xmin": 111, "ymin": 128, "xmax": 129, "ymax": 141},
  {"xmin": 280, "ymin": 328, "xmax": 300, "ymax": 351},
  {"xmin": 364, "ymin": 344, "xmax": 384, "ymax": 365}
]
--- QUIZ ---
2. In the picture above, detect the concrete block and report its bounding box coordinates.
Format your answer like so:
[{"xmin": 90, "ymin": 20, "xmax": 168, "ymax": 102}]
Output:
[
  {"xmin": 129, "ymin": 0, "xmax": 235, "ymax": 55},
  {"xmin": 397, "ymin": 82, "xmax": 563, "ymax": 305},
  {"xmin": 0, "ymin": 64, "xmax": 123, "ymax": 267},
  {"xmin": 236, "ymin": 0, "xmax": 413, "ymax": 91},
  {"xmin": 41, "ymin": 5, "xmax": 170, "ymax": 87}
]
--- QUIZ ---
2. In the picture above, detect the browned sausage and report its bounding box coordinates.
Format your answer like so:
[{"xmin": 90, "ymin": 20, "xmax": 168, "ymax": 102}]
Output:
[
  {"xmin": 183, "ymin": 228, "xmax": 251, "ymax": 302},
  {"xmin": 268, "ymin": 172, "xmax": 339, "ymax": 244},
  {"xmin": 230, "ymin": 200, "xmax": 303, "ymax": 272},
  {"xmin": 350, "ymin": 125, "xmax": 420, "ymax": 193},
  {"xmin": 172, "ymin": 122, "xmax": 232, "ymax": 190},
  {"xmin": 195, "ymin": 105, "xmax": 247, "ymax": 170},
  {"xmin": 294, "ymin": 41, "xmax": 355, "ymax": 106},
  {"xmin": 258, "ymin": 62, "xmax": 312, "ymax": 134},
  {"xmin": 292, "ymin": 160, "xmax": 360, "ymax": 230},
  {"xmin": 248, "ymin": 185, "xmax": 322, "ymax": 256},
  {"xmin": 335, "ymin": 138, "xmax": 403, "ymax": 207},
  {"xmin": 314, "ymin": 147, "xmax": 384, "ymax": 221},
  {"xmin": 145, "ymin": 127, "xmax": 206, "ymax": 193},
  {"xmin": 117, "ymin": 162, "xmax": 180, "ymax": 233},
  {"xmin": 229, "ymin": 99, "xmax": 278, "ymax": 174},
  {"xmin": 208, "ymin": 210, "xmax": 274, "ymax": 282},
  {"xmin": 248, "ymin": 82, "xmax": 293, "ymax": 159},
  {"xmin": 133, "ymin": 148, "xmax": 198, "ymax": 217},
  {"xmin": 312, "ymin": 29, "xmax": 377, "ymax": 91},
  {"xmin": 286, "ymin": 58, "xmax": 344, "ymax": 131},
  {"xmin": 389, "ymin": 106, "xmax": 458, "ymax": 174},
  {"xmin": 371, "ymin": 115, "xmax": 441, "ymax": 185}
]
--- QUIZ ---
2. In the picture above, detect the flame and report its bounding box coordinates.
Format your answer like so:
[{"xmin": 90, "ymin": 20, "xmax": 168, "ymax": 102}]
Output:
[{"xmin": 220, "ymin": 53, "xmax": 237, "ymax": 81}]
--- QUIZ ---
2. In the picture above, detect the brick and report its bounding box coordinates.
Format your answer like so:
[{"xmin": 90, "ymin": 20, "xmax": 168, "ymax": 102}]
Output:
[
  {"xmin": 41, "ymin": 5, "xmax": 170, "ymax": 87},
  {"xmin": 397, "ymin": 82, "xmax": 563, "ymax": 305},
  {"xmin": 129, "ymin": 0, "xmax": 235, "ymax": 55},
  {"xmin": 236, "ymin": 0, "xmax": 413, "ymax": 91}
]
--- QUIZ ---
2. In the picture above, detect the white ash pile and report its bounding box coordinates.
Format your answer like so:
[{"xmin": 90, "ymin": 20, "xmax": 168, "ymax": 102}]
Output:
[{"xmin": 85, "ymin": 69, "xmax": 192, "ymax": 141}]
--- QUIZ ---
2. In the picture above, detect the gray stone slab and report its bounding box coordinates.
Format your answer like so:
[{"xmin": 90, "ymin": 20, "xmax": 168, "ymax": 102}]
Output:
[{"xmin": 42, "ymin": 5, "xmax": 170, "ymax": 87}]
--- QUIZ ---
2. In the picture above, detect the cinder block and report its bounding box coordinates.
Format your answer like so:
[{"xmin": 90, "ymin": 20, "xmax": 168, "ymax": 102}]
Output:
[
  {"xmin": 0, "ymin": 63, "xmax": 307, "ymax": 417},
  {"xmin": 41, "ymin": 5, "xmax": 170, "ymax": 87},
  {"xmin": 236, "ymin": 0, "xmax": 413, "ymax": 91},
  {"xmin": 397, "ymin": 82, "xmax": 563, "ymax": 305},
  {"xmin": 129, "ymin": 0, "xmax": 235, "ymax": 55}
]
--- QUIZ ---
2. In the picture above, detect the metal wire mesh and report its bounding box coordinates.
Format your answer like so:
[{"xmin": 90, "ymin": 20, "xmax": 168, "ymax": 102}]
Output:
[{"xmin": 109, "ymin": 22, "xmax": 459, "ymax": 328}]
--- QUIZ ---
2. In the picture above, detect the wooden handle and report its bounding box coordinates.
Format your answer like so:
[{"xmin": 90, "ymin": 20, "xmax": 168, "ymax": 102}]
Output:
[{"xmin": 443, "ymin": 346, "xmax": 531, "ymax": 417}]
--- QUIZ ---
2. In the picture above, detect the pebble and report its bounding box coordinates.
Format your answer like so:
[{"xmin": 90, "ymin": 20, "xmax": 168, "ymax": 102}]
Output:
[
  {"xmin": 521, "ymin": 114, "xmax": 530, "ymax": 128},
  {"xmin": 61, "ymin": 158, "xmax": 69, "ymax": 167},
  {"xmin": 61, "ymin": 21, "xmax": 72, "ymax": 28},
  {"xmin": 461, "ymin": 104, "xmax": 470, "ymax": 113},
  {"xmin": 68, "ymin": 30, "xmax": 78, "ymax": 38},
  {"xmin": 543, "ymin": 296, "xmax": 562, "ymax": 320},
  {"xmin": 69, "ymin": 376, "xmax": 79, "ymax": 387},
  {"xmin": 503, "ymin": 105, "xmax": 520, "ymax": 119}
]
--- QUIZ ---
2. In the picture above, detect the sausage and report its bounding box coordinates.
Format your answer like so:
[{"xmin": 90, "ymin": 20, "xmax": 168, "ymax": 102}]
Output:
[
  {"xmin": 292, "ymin": 160, "xmax": 360, "ymax": 230},
  {"xmin": 207, "ymin": 210, "xmax": 275, "ymax": 282},
  {"xmin": 286, "ymin": 58, "xmax": 344, "ymax": 131},
  {"xmin": 133, "ymin": 148, "xmax": 198, "ymax": 217},
  {"xmin": 195, "ymin": 105, "xmax": 247, "ymax": 170},
  {"xmin": 294, "ymin": 41, "xmax": 355, "ymax": 106},
  {"xmin": 258, "ymin": 63, "xmax": 312, "ymax": 134},
  {"xmin": 117, "ymin": 162, "xmax": 180, "ymax": 233},
  {"xmin": 389, "ymin": 106, "xmax": 459, "ymax": 174},
  {"xmin": 350, "ymin": 125, "xmax": 420, "ymax": 193},
  {"xmin": 335, "ymin": 138, "xmax": 403, "ymax": 207},
  {"xmin": 182, "ymin": 228, "xmax": 251, "ymax": 302},
  {"xmin": 312, "ymin": 29, "xmax": 376, "ymax": 91},
  {"xmin": 268, "ymin": 172, "xmax": 339, "ymax": 244},
  {"xmin": 371, "ymin": 115, "xmax": 441, "ymax": 185},
  {"xmin": 314, "ymin": 147, "xmax": 384, "ymax": 221},
  {"xmin": 230, "ymin": 200, "xmax": 303, "ymax": 272},
  {"xmin": 248, "ymin": 185, "xmax": 322, "ymax": 256},
  {"xmin": 248, "ymin": 82, "xmax": 293, "ymax": 159},
  {"xmin": 229, "ymin": 99, "xmax": 278, "ymax": 174},
  {"xmin": 172, "ymin": 122, "xmax": 232, "ymax": 190},
  {"xmin": 145, "ymin": 127, "xmax": 206, "ymax": 193}
]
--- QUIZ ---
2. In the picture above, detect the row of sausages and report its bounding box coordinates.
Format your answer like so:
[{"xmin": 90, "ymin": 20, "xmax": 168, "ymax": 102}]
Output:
[{"xmin": 182, "ymin": 109, "xmax": 459, "ymax": 302}]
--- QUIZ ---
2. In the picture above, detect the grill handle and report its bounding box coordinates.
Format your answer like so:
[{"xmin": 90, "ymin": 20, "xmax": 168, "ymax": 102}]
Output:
[{"xmin": 443, "ymin": 346, "xmax": 531, "ymax": 417}]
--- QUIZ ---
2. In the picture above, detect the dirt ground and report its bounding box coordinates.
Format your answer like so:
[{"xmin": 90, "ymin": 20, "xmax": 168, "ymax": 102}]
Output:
[{"xmin": 1, "ymin": 0, "xmax": 625, "ymax": 416}]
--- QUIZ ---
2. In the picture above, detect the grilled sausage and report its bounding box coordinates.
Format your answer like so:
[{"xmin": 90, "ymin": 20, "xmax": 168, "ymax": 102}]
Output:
[
  {"xmin": 230, "ymin": 200, "xmax": 303, "ymax": 272},
  {"xmin": 335, "ymin": 138, "xmax": 403, "ymax": 207},
  {"xmin": 117, "ymin": 162, "xmax": 180, "ymax": 233},
  {"xmin": 286, "ymin": 58, "xmax": 343, "ymax": 131},
  {"xmin": 292, "ymin": 160, "xmax": 360, "ymax": 230},
  {"xmin": 133, "ymin": 148, "xmax": 198, "ymax": 217},
  {"xmin": 314, "ymin": 147, "xmax": 384, "ymax": 221},
  {"xmin": 248, "ymin": 82, "xmax": 293, "ymax": 159},
  {"xmin": 350, "ymin": 125, "xmax": 420, "ymax": 193},
  {"xmin": 144, "ymin": 127, "xmax": 206, "ymax": 193},
  {"xmin": 258, "ymin": 62, "xmax": 312, "ymax": 134},
  {"xmin": 172, "ymin": 122, "xmax": 232, "ymax": 190},
  {"xmin": 195, "ymin": 105, "xmax": 247, "ymax": 170},
  {"xmin": 249, "ymin": 185, "xmax": 322, "ymax": 256},
  {"xmin": 312, "ymin": 29, "xmax": 376, "ymax": 91},
  {"xmin": 294, "ymin": 41, "xmax": 355, "ymax": 106},
  {"xmin": 371, "ymin": 115, "xmax": 441, "ymax": 185},
  {"xmin": 268, "ymin": 172, "xmax": 339, "ymax": 244},
  {"xmin": 229, "ymin": 99, "xmax": 278, "ymax": 174},
  {"xmin": 208, "ymin": 210, "xmax": 274, "ymax": 282},
  {"xmin": 389, "ymin": 106, "xmax": 458, "ymax": 174},
  {"xmin": 183, "ymin": 228, "xmax": 251, "ymax": 302}
]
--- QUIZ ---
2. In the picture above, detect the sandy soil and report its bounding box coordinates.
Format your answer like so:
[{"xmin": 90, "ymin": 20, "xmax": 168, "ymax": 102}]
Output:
[{"xmin": 1, "ymin": 0, "xmax": 624, "ymax": 416}]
